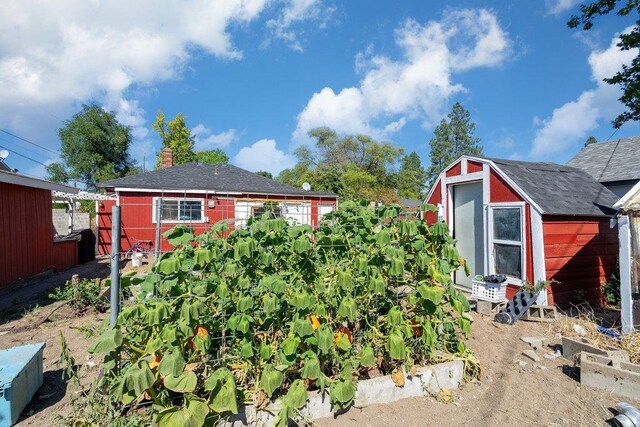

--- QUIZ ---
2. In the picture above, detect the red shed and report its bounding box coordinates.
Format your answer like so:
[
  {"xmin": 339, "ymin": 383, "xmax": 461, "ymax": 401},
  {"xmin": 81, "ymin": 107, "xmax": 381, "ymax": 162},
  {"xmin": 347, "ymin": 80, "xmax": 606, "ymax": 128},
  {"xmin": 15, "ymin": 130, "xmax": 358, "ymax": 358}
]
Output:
[
  {"xmin": 423, "ymin": 156, "xmax": 619, "ymax": 306},
  {"xmin": 0, "ymin": 170, "xmax": 78, "ymax": 288},
  {"xmin": 96, "ymin": 160, "xmax": 338, "ymax": 255}
]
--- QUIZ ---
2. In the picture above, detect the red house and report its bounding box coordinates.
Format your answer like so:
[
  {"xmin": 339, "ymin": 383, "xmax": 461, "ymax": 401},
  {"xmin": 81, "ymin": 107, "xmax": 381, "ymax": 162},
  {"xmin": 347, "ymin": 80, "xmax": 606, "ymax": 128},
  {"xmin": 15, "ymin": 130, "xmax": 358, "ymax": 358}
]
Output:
[
  {"xmin": 0, "ymin": 170, "xmax": 78, "ymax": 288},
  {"xmin": 423, "ymin": 156, "xmax": 619, "ymax": 306},
  {"xmin": 97, "ymin": 153, "xmax": 338, "ymax": 255}
]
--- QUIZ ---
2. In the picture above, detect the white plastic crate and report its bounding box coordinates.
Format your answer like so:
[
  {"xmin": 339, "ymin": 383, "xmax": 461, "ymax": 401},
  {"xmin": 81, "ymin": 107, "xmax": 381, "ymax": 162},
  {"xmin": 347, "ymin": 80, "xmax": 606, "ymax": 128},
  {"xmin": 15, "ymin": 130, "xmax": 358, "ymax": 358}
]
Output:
[{"xmin": 471, "ymin": 280, "xmax": 506, "ymax": 303}]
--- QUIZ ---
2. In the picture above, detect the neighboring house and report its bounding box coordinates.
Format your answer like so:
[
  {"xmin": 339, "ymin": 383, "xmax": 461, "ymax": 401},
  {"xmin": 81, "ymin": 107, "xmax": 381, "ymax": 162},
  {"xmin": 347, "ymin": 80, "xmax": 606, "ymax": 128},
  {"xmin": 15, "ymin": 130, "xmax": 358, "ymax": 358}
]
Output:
[
  {"xmin": 96, "ymin": 151, "xmax": 338, "ymax": 255},
  {"xmin": 0, "ymin": 170, "xmax": 79, "ymax": 288},
  {"xmin": 612, "ymin": 182, "xmax": 640, "ymax": 333},
  {"xmin": 423, "ymin": 156, "xmax": 619, "ymax": 306},
  {"xmin": 568, "ymin": 137, "xmax": 640, "ymax": 198}
]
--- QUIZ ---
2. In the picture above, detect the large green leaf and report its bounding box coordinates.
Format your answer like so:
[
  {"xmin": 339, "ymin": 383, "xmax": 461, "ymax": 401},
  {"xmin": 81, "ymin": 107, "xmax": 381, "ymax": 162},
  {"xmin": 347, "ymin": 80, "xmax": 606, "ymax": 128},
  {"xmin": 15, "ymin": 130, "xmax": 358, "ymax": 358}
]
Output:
[
  {"xmin": 360, "ymin": 345, "xmax": 376, "ymax": 368},
  {"xmin": 122, "ymin": 360, "xmax": 155, "ymax": 399},
  {"xmin": 388, "ymin": 330, "xmax": 406, "ymax": 360},
  {"xmin": 156, "ymin": 396, "xmax": 209, "ymax": 427},
  {"xmin": 87, "ymin": 328, "xmax": 122, "ymax": 354},
  {"xmin": 158, "ymin": 348, "xmax": 186, "ymax": 377},
  {"xmin": 337, "ymin": 297, "xmax": 357, "ymax": 321},
  {"xmin": 316, "ymin": 324, "xmax": 333, "ymax": 354},
  {"xmin": 330, "ymin": 378, "xmax": 356, "ymax": 410},
  {"xmin": 164, "ymin": 371, "xmax": 198, "ymax": 393},
  {"xmin": 301, "ymin": 351, "xmax": 321, "ymax": 379},
  {"xmin": 259, "ymin": 364, "xmax": 284, "ymax": 398},
  {"xmin": 204, "ymin": 367, "xmax": 238, "ymax": 414}
]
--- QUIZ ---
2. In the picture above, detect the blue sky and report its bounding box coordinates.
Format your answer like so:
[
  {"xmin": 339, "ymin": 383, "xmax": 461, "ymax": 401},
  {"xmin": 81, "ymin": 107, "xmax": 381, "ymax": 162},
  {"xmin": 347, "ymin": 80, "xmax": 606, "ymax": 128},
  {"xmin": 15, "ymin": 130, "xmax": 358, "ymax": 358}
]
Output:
[{"xmin": 0, "ymin": 0, "xmax": 638, "ymax": 181}]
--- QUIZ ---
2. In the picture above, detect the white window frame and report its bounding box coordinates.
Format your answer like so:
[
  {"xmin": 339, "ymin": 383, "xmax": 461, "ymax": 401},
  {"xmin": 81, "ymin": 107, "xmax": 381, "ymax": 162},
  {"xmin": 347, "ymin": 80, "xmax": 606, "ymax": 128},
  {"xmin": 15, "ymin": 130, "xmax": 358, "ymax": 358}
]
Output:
[
  {"xmin": 152, "ymin": 197, "xmax": 206, "ymax": 224},
  {"xmin": 488, "ymin": 202, "xmax": 526, "ymax": 284}
]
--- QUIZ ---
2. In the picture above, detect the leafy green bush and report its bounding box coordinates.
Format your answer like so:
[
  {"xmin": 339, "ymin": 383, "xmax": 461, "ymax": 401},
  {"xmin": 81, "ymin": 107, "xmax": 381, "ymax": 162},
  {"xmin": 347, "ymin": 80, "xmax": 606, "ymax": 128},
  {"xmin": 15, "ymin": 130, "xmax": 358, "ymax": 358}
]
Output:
[
  {"xmin": 88, "ymin": 202, "xmax": 475, "ymax": 426},
  {"xmin": 49, "ymin": 278, "xmax": 108, "ymax": 314},
  {"xmin": 602, "ymin": 273, "xmax": 621, "ymax": 305}
]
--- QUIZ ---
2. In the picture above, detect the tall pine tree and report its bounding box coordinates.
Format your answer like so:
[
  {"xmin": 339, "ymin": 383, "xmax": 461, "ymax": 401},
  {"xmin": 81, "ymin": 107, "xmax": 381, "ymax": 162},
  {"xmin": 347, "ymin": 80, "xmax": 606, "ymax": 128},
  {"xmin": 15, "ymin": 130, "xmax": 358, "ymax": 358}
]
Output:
[
  {"xmin": 396, "ymin": 152, "xmax": 427, "ymax": 199},
  {"xmin": 427, "ymin": 102, "xmax": 483, "ymax": 184}
]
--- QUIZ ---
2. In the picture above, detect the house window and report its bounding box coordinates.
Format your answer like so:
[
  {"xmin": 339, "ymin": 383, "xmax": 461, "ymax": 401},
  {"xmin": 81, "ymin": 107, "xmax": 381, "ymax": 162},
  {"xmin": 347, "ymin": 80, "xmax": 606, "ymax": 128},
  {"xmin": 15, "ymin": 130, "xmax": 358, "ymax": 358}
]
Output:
[
  {"xmin": 490, "ymin": 206, "xmax": 524, "ymax": 279},
  {"xmin": 251, "ymin": 202, "xmax": 282, "ymax": 219},
  {"xmin": 153, "ymin": 198, "xmax": 204, "ymax": 223}
]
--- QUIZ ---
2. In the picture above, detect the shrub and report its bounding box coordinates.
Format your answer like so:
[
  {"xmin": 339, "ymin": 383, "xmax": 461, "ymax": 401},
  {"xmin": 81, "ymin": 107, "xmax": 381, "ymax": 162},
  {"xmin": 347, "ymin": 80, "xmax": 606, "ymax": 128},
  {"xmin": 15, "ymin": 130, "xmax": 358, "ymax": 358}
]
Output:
[
  {"xmin": 602, "ymin": 273, "xmax": 621, "ymax": 305},
  {"xmin": 88, "ymin": 202, "xmax": 475, "ymax": 426},
  {"xmin": 49, "ymin": 278, "xmax": 108, "ymax": 314}
]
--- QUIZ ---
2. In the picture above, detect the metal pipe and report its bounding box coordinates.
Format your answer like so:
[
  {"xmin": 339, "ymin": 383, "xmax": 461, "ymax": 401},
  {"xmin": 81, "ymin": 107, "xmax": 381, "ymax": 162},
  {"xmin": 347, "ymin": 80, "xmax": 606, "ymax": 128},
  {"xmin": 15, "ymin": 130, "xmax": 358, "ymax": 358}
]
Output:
[
  {"xmin": 154, "ymin": 198, "xmax": 162, "ymax": 260},
  {"xmin": 110, "ymin": 205, "xmax": 121, "ymax": 327},
  {"xmin": 614, "ymin": 402, "xmax": 640, "ymax": 427}
]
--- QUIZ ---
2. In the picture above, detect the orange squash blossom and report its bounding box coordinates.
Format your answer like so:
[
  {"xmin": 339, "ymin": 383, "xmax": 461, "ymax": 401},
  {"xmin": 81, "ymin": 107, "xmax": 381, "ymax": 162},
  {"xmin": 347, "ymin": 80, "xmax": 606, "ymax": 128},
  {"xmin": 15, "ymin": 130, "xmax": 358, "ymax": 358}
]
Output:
[
  {"xmin": 310, "ymin": 315, "xmax": 321, "ymax": 331},
  {"xmin": 149, "ymin": 354, "xmax": 162, "ymax": 369}
]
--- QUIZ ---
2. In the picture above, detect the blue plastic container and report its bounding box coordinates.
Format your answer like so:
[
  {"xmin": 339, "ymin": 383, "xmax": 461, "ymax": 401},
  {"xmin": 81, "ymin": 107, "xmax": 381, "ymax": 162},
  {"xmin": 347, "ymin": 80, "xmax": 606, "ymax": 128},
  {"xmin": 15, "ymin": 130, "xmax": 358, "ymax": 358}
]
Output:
[{"xmin": 0, "ymin": 343, "xmax": 46, "ymax": 427}]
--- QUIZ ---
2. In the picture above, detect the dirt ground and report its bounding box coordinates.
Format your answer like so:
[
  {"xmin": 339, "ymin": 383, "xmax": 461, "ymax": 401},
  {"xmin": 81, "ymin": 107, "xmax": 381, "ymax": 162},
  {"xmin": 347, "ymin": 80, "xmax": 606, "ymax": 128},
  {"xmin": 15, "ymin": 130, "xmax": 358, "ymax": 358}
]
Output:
[{"xmin": 1, "ymin": 267, "xmax": 639, "ymax": 426}]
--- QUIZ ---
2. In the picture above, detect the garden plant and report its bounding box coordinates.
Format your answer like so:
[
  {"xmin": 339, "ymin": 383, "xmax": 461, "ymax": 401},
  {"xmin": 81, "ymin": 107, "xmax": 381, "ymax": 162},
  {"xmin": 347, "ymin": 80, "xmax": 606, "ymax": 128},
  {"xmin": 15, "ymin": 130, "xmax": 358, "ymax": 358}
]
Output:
[{"xmin": 87, "ymin": 201, "xmax": 476, "ymax": 426}]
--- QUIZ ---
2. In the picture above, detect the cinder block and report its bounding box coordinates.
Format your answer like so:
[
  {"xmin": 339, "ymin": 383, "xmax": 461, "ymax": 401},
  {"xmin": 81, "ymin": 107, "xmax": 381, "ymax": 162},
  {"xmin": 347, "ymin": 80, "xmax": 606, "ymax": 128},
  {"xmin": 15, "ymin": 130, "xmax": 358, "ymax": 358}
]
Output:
[
  {"xmin": 562, "ymin": 336, "xmax": 629, "ymax": 364},
  {"xmin": 522, "ymin": 305, "xmax": 557, "ymax": 322},
  {"xmin": 223, "ymin": 360, "xmax": 465, "ymax": 426},
  {"xmin": 579, "ymin": 352, "xmax": 640, "ymax": 400},
  {"xmin": 476, "ymin": 300, "xmax": 505, "ymax": 316}
]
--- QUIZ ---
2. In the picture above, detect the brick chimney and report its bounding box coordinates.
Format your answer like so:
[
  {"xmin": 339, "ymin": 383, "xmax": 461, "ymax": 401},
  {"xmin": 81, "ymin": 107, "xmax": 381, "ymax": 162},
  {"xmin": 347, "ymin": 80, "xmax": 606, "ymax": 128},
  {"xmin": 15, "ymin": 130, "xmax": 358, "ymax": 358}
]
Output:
[{"xmin": 161, "ymin": 147, "xmax": 173, "ymax": 169}]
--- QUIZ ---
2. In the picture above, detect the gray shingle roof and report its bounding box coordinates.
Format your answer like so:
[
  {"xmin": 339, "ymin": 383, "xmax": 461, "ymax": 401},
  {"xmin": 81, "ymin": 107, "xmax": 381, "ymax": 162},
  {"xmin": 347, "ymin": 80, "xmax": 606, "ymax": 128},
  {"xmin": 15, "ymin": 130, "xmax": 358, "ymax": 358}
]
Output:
[
  {"xmin": 489, "ymin": 158, "xmax": 618, "ymax": 217},
  {"xmin": 98, "ymin": 163, "xmax": 337, "ymax": 197},
  {"xmin": 567, "ymin": 137, "xmax": 640, "ymax": 183}
]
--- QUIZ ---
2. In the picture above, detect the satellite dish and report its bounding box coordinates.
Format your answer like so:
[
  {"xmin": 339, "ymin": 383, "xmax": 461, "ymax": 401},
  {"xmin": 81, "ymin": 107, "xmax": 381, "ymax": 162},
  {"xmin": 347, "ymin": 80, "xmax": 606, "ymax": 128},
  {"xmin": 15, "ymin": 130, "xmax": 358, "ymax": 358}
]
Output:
[
  {"xmin": 0, "ymin": 150, "xmax": 8, "ymax": 159},
  {"xmin": 302, "ymin": 182, "xmax": 311, "ymax": 191}
]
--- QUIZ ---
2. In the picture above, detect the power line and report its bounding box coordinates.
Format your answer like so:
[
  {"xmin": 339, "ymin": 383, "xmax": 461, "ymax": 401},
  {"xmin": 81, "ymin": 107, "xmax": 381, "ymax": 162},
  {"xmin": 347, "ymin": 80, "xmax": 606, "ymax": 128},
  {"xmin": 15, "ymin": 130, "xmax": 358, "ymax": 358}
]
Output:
[
  {"xmin": 0, "ymin": 128, "xmax": 58, "ymax": 155},
  {"xmin": 0, "ymin": 135, "xmax": 52, "ymax": 160},
  {"xmin": 0, "ymin": 144, "xmax": 47, "ymax": 167}
]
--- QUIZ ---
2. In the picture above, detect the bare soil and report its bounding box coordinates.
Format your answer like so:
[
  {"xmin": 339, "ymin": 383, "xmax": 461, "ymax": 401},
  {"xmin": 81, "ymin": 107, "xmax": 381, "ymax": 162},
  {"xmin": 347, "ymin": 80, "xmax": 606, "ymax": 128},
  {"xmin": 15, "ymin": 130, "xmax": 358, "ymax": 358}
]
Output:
[{"xmin": 1, "ymin": 280, "xmax": 638, "ymax": 426}]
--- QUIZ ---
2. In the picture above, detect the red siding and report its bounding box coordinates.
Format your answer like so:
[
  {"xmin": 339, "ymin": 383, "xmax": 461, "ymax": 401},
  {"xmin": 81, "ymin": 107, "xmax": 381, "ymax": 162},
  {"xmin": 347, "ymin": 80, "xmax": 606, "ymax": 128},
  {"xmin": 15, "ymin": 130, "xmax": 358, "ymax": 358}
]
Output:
[
  {"xmin": 98, "ymin": 193, "xmax": 338, "ymax": 255},
  {"xmin": 424, "ymin": 181, "xmax": 442, "ymax": 224},
  {"xmin": 543, "ymin": 216, "xmax": 617, "ymax": 306},
  {"xmin": 467, "ymin": 161, "xmax": 483, "ymax": 173},
  {"xmin": 445, "ymin": 162, "xmax": 462, "ymax": 177},
  {"xmin": 0, "ymin": 182, "xmax": 77, "ymax": 288},
  {"xmin": 490, "ymin": 170, "xmax": 523, "ymax": 203}
]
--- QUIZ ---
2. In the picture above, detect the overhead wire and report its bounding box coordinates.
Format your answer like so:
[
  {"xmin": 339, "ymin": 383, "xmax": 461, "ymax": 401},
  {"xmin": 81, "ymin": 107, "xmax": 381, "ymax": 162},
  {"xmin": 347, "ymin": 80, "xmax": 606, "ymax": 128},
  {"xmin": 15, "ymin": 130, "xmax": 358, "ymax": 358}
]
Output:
[
  {"xmin": 0, "ymin": 127, "xmax": 58, "ymax": 155},
  {"xmin": 0, "ymin": 144, "xmax": 47, "ymax": 167}
]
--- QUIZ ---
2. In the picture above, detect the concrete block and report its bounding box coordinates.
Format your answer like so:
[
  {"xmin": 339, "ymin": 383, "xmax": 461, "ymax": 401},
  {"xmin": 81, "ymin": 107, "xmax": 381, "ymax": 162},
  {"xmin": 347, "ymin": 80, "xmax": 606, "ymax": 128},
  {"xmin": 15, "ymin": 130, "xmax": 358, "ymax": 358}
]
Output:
[
  {"xmin": 579, "ymin": 352, "xmax": 640, "ymax": 400},
  {"xmin": 522, "ymin": 349, "xmax": 541, "ymax": 362},
  {"xmin": 476, "ymin": 300, "xmax": 505, "ymax": 316},
  {"xmin": 522, "ymin": 305, "xmax": 557, "ymax": 322},
  {"xmin": 224, "ymin": 360, "xmax": 464, "ymax": 426},
  {"xmin": 520, "ymin": 336, "xmax": 546, "ymax": 349},
  {"xmin": 562, "ymin": 336, "xmax": 629, "ymax": 364}
]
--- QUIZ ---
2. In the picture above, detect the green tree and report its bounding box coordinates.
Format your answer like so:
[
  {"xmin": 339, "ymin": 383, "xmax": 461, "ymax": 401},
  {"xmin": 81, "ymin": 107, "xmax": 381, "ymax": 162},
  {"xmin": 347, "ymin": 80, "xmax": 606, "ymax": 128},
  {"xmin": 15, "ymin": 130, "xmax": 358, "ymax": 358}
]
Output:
[
  {"xmin": 195, "ymin": 149, "xmax": 229, "ymax": 165},
  {"xmin": 153, "ymin": 111, "xmax": 196, "ymax": 167},
  {"xmin": 568, "ymin": 1, "xmax": 640, "ymax": 128},
  {"xmin": 45, "ymin": 162, "xmax": 71, "ymax": 184},
  {"xmin": 396, "ymin": 152, "xmax": 427, "ymax": 199},
  {"xmin": 277, "ymin": 127, "xmax": 403, "ymax": 201},
  {"xmin": 255, "ymin": 170, "xmax": 273, "ymax": 179},
  {"xmin": 51, "ymin": 104, "xmax": 135, "ymax": 190},
  {"xmin": 585, "ymin": 135, "xmax": 598, "ymax": 147},
  {"xmin": 427, "ymin": 102, "xmax": 483, "ymax": 185}
]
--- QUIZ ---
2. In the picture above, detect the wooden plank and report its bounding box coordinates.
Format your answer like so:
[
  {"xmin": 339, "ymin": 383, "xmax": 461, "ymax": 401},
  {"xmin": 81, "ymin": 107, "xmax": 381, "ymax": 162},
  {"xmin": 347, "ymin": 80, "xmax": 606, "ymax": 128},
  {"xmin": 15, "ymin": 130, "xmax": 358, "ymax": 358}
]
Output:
[
  {"xmin": 545, "ymin": 254, "xmax": 617, "ymax": 272},
  {"xmin": 544, "ymin": 233, "xmax": 615, "ymax": 245},
  {"xmin": 544, "ymin": 243, "xmax": 619, "ymax": 258},
  {"xmin": 543, "ymin": 222, "xmax": 606, "ymax": 236}
]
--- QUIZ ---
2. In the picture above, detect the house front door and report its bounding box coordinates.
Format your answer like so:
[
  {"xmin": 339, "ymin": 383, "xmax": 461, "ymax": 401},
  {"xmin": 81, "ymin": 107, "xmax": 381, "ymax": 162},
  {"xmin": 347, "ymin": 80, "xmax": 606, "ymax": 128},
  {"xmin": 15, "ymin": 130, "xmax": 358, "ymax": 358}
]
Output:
[{"xmin": 453, "ymin": 182, "xmax": 484, "ymax": 288}]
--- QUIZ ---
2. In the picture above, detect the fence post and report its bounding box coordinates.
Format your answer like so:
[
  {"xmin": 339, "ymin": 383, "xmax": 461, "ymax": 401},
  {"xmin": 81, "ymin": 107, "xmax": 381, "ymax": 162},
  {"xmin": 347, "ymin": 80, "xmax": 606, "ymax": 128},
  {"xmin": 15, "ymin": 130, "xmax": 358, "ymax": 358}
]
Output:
[
  {"xmin": 155, "ymin": 198, "xmax": 162, "ymax": 260},
  {"xmin": 110, "ymin": 205, "xmax": 121, "ymax": 327}
]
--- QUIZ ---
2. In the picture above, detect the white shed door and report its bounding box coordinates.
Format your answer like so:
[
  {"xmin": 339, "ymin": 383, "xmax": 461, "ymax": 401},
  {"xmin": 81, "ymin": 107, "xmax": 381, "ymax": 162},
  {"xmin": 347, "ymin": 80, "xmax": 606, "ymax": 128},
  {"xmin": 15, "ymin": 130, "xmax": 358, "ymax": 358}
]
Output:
[{"xmin": 453, "ymin": 182, "xmax": 484, "ymax": 288}]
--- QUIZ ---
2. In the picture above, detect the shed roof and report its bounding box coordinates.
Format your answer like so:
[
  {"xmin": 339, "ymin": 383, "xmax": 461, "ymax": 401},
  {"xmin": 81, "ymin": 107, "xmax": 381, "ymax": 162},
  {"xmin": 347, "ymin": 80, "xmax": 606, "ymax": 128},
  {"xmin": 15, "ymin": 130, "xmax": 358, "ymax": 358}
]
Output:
[
  {"xmin": 98, "ymin": 163, "xmax": 337, "ymax": 198},
  {"xmin": 567, "ymin": 137, "xmax": 640, "ymax": 183},
  {"xmin": 488, "ymin": 158, "xmax": 618, "ymax": 217},
  {"xmin": 0, "ymin": 169, "xmax": 79, "ymax": 193}
]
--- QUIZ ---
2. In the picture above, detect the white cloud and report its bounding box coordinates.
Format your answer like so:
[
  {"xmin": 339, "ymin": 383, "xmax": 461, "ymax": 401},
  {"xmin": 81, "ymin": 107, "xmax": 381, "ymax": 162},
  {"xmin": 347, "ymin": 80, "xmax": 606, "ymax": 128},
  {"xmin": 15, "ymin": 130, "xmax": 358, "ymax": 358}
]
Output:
[
  {"xmin": 293, "ymin": 9, "xmax": 510, "ymax": 142},
  {"xmin": 193, "ymin": 124, "xmax": 237, "ymax": 150},
  {"xmin": 233, "ymin": 139, "xmax": 296, "ymax": 174},
  {"xmin": 266, "ymin": 0, "xmax": 335, "ymax": 51},
  {"xmin": 530, "ymin": 27, "xmax": 637, "ymax": 158},
  {"xmin": 545, "ymin": 0, "xmax": 581, "ymax": 15}
]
